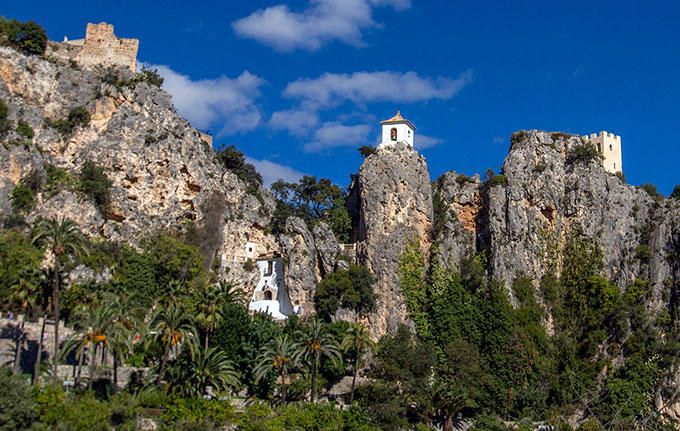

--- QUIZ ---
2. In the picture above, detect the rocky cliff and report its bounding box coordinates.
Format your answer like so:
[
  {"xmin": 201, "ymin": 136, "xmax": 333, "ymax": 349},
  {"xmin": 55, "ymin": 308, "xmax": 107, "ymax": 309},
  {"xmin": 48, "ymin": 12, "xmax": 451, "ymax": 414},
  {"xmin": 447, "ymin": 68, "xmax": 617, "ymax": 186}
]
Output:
[
  {"xmin": 348, "ymin": 142, "xmax": 433, "ymax": 335},
  {"xmin": 434, "ymin": 131, "xmax": 680, "ymax": 313},
  {"xmin": 0, "ymin": 46, "xmax": 334, "ymax": 301}
]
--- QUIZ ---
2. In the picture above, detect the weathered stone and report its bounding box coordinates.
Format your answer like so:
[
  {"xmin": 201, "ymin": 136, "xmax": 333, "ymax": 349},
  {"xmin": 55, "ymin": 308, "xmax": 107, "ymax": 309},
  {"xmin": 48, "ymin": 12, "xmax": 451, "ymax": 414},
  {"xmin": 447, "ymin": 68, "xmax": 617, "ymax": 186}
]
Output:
[
  {"xmin": 278, "ymin": 216, "xmax": 319, "ymax": 316},
  {"xmin": 348, "ymin": 142, "xmax": 433, "ymax": 336},
  {"xmin": 313, "ymin": 221, "xmax": 343, "ymax": 277}
]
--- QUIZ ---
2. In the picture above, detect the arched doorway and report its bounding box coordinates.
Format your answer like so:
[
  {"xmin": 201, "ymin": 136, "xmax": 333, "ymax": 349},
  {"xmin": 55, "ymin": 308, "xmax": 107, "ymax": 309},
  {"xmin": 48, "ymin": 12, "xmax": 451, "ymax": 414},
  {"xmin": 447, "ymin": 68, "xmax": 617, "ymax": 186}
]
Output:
[{"xmin": 264, "ymin": 290, "xmax": 273, "ymax": 300}]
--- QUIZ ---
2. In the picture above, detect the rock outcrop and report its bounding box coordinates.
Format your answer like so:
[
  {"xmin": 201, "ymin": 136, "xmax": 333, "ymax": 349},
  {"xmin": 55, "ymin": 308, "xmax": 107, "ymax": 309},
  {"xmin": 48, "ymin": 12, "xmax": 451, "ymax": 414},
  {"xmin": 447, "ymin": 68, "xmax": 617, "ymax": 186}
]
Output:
[
  {"xmin": 349, "ymin": 142, "xmax": 433, "ymax": 336},
  {"xmin": 0, "ymin": 46, "xmax": 278, "ymax": 299},
  {"xmin": 434, "ymin": 131, "xmax": 680, "ymax": 314}
]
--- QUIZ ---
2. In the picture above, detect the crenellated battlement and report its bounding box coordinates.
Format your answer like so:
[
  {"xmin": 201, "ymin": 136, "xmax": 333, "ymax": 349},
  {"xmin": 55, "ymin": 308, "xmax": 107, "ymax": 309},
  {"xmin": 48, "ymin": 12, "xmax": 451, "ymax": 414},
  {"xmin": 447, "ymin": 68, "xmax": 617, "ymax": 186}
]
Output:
[{"xmin": 582, "ymin": 130, "xmax": 623, "ymax": 174}]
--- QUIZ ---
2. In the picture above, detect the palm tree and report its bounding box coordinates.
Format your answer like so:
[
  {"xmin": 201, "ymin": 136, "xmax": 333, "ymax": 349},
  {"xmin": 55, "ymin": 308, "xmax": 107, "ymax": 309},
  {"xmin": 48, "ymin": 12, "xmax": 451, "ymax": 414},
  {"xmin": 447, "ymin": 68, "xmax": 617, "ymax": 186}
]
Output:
[
  {"xmin": 151, "ymin": 303, "xmax": 196, "ymax": 385},
  {"xmin": 32, "ymin": 217, "xmax": 87, "ymax": 384},
  {"xmin": 103, "ymin": 294, "xmax": 141, "ymax": 391},
  {"xmin": 341, "ymin": 323, "xmax": 375, "ymax": 403},
  {"xmin": 195, "ymin": 281, "xmax": 245, "ymax": 350},
  {"xmin": 183, "ymin": 343, "xmax": 240, "ymax": 397},
  {"xmin": 294, "ymin": 317, "xmax": 341, "ymax": 403},
  {"xmin": 254, "ymin": 334, "xmax": 297, "ymax": 403},
  {"xmin": 432, "ymin": 380, "xmax": 474, "ymax": 431},
  {"xmin": 64, "ymin": 302, "xmax": 114, "ymax": 388}
]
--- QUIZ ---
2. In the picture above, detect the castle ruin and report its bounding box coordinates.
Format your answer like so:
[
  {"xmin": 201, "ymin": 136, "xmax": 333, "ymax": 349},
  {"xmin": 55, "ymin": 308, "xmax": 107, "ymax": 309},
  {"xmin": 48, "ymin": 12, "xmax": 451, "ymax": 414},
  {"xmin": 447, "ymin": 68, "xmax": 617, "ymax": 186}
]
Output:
[{"xmin": 48, "ymin": 22, "xmax": 138, "ymax": 72}]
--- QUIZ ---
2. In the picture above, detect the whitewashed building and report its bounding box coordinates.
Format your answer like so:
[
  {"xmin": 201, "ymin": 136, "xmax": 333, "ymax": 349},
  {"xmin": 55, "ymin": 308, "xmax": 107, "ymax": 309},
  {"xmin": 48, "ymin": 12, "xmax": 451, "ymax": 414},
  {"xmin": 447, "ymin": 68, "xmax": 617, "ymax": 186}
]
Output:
[
  {"xmin": 248, "ymin": 254, "xmax": 298, "ymax": 320},
  {"xmin": 379, "ymin": 111, "xmax": 416, "ymax": 149}
]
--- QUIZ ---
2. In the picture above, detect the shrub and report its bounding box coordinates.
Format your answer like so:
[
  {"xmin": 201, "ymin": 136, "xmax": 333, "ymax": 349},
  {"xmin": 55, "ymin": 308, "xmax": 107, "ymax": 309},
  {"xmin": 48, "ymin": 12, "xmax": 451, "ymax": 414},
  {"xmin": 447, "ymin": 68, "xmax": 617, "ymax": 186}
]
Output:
[
  {"xmin": 0, "ymin": 18, "xmax": 47, "ymax": 55},
  {"xmin": 9, "ymin": 183, "xmax": 34, "ymax": 213},
  {"xmin": 0, "ymin": 368, "xmax": 37, "ymax": 430},
  {"xmin": 358, "ymin": 145, "xmax": 377, "ymax": 158},
  {"xmin": 671, "ymin": 185, "xmax": 680, "ymax": 200},
  {"xmin": 634, "ymin": 244, "xmax": 652, "ymax": 263},
  {"xmin": 44, "ymin": 164, "xmax": 78, "ymax": 197},
  {"xmin": 639, "ymin": 183, "xmax": 663, "ymax": 201},
  {"xmin": 456, "ymin": 174, "xmax": 476, "ymax": 185},
  {"xmin": 132, "ymin": 67, "xmax": 164, "ymax": 88},
  {"xmin": 49, "ymin": 106, "xmax": 90, "ymax": 135},
  {"xmin": 15, "ymin": 120, "xmax": 33, "ymax": 139},
  {"xmin": 79, "ymin": 160, "xmax": 112, "ymax": 215},
  {"xmin": 510, "ymin": 131, "xmax": 527, "ymax": 147},
  {"xmin": 567, "ymin": 142, "xmax": 602, "ymax": 164},
  {"xmin": 487, "ymin": 173, "xmax": 507, "ymax": 187},
  {"xmin": 615, "ymin": 171, "xmax": 625, "ymax": 183},
  {"xmin": 0, "ymin": 98, "xmax": 9, "ymax": 135}
]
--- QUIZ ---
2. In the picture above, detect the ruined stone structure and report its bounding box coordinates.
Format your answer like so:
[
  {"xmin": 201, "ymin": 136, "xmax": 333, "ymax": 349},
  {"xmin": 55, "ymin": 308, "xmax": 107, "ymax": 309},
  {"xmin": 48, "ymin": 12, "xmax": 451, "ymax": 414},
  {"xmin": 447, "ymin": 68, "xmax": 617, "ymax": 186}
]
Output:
[{"xmin": 48, "ymin": 22, "xmax": 138, "ymax": 72}]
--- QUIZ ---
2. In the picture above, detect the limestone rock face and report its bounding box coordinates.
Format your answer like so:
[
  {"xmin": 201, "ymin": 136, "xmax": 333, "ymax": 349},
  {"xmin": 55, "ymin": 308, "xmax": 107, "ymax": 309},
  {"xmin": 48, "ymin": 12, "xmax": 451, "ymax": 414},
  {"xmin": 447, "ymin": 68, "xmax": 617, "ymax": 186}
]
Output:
[
  {"xmin": 313, "ymin": 222, "xmax": 344, "ymax": 276},
  {"xmin": 349, "ymin": 142, "xmax": 433, "ymax": 336},
  {"xmin": 0, "ymin": 46, "xmax": 277, "ymax": 298},
  {"xmin": 434, "ymin": 131, "xmax": 679, "ymax": 313},
  {"xmin": 278, "ymin": 216, "xmax": 320, "ymax": 315},
  {"xmin": 433, "ymin": 171, "xmax": 481, "ymax": 271}
]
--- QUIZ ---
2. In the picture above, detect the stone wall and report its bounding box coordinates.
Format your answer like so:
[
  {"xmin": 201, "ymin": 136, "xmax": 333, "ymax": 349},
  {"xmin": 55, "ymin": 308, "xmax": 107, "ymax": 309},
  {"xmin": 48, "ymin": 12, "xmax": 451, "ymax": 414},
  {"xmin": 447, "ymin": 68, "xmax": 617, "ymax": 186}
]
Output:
[{"xmin": 76, "ymin": 23, "xmax": 138, "ymax": 72}]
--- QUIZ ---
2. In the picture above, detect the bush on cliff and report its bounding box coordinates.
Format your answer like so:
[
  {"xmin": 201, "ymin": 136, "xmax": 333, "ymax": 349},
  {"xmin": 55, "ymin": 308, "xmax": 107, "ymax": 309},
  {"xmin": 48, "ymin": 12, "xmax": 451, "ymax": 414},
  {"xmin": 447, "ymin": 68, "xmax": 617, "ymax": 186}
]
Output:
[
  {"xmin": 49, "ymin": 106, "xmax": 90, "ymax": 135},
  {"xmin": 567, "ymin": 142, "xmax": 602, "ymax": 165},
  {"xmin": 79, "ymin": 160, "xmax": 112, "ymax": 216},
  {"xmin": 0, "ymin": 18, "xmax": 47, "ymax": 56}
]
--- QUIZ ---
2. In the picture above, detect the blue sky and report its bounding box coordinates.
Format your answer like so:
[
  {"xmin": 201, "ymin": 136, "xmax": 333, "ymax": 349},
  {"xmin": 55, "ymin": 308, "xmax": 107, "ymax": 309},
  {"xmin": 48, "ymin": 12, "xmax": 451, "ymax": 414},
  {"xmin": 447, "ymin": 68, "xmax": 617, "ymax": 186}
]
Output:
[{"xmin": 5, "ymin": 1, "xmax": 680, "ymax": 193}]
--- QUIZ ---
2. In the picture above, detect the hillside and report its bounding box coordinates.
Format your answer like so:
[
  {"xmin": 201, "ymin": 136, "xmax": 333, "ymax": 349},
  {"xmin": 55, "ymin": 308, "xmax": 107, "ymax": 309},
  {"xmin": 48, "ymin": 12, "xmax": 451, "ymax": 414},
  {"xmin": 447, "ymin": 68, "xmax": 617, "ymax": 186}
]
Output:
[{"xmin": 1, "ymin": 22, "xmax": 680, "ymax": 429}]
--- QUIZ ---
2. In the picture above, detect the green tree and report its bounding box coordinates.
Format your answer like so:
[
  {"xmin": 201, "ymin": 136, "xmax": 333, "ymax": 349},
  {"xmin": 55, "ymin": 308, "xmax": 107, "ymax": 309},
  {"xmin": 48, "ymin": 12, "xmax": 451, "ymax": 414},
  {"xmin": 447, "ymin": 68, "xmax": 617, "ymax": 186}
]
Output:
[
  {"xmin": 0, "ymin": 230, "xmax": 43, "ymax": 312},
  {"xmin": 132, "ymin": 67, "xmax": 164, "ymax": 88},
  {"xmin": 254, "ymin": 334, "xmax": 297, "ymax": 403},
  {"xmin": 195, "ymin": 281, "xmax": 245, "ymax": 350},
  {"xmin": 341, "ymin": 323, "xmax": 375, "ymax": 403},
  {"xmin": 151, "ymin": 303, "xmax": 197, "ymax": 385},
  {"xmin": 31, "ymin": 217, "xmax": 88, "ymax": 384},
  {"xmin": 0, "ymin": 368, "xmax": 37, "ymax": 430},
  {"xmin": 217, "ymin": 145, "xmax": 263, "ymax": 188},
  {"xmin": 181, "ymin": 343, "xmax": 241, "ymax": 397},
  {"xmin": 315, "ymin": 264, "xmax": 376, "ymax": 321},
  {"xmin": 294, "ymin": 317, "xmax": 341, "ymax": 402},
  {"xmin": 0, "ymin": 18, "xmax": 47, "ymax": 55},
  {"xmin": 270, "ymin": 176, "xmax": 351, "ymax": 242}
]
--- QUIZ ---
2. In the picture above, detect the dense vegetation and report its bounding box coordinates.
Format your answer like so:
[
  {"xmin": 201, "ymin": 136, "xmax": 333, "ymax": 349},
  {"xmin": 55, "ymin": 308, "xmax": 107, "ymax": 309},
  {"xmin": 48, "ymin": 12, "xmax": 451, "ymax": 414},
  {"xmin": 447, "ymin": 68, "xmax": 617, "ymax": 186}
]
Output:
[
  {"xmin": 389, "ymin": 230, "xmax": 680, "ymax": 430},
  {"xmin": 0, "ymin": 220, "xmax": 382, "ymax": 430},
  {"xmin": 0, "ymin": 17, "xmax": 47, "ymax": 56},
  {"xmin": 271, "ymin": 175, "xmax": 352, "ymax": 242}
]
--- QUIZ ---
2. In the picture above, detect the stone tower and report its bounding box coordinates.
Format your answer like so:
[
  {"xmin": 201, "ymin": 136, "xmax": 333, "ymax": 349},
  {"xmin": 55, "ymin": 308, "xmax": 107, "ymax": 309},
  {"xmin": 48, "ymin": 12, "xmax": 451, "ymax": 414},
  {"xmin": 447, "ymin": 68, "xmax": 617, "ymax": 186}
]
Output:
[{"xmin": 582, "ymin": 131, "xmax": 623, "ymax": 174}]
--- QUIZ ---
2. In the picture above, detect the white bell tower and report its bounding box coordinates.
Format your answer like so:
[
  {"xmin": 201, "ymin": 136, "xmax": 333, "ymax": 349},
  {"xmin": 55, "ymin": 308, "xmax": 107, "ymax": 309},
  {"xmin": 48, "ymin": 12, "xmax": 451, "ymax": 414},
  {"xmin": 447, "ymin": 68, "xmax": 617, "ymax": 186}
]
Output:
[{"xmin": 380, "ymin": 111, "xmax": 415, "ymax": 148}]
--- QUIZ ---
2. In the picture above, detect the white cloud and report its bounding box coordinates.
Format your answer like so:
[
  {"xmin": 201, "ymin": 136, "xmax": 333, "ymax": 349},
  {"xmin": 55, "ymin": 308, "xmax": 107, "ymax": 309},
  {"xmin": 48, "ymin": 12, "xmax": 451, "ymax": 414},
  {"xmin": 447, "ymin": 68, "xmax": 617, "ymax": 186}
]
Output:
[
  {"xmin": 304, "ymin": 122, "xmax": 372, "ymax": 152},
  {"xmin": 415, "ymin": 134, "xmax": 443, "ymax": 150},
  {"xmin": 269, "ymin": 108, "xmax": 320, "ymax": 137},
  {"xmin": 284, "ymin": 70, "xmax": 472, "ymax": 109},
  {"xmin": 246, "ymin": 157, "xmax": 307, "ymax": 186},
  {"xmin": 232, "ymin": 0, "xmax": 411, "ymax": 52},
  {"xmin": 147, "ymin": 64, "xmax": 265, "ymax": 136}
]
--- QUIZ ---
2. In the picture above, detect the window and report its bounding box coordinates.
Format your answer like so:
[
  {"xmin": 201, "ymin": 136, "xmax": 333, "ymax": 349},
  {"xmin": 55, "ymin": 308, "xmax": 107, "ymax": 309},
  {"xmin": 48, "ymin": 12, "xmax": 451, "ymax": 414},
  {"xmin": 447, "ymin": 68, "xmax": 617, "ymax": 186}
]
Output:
[
  {"xmin": 248, "ymin": 247, "xmax": 252, "ymax": 252},
  {"xmin": 267, "ymin": 261, "xmax": 274, "ymax": 275},
  {"xmin": 609, "ymin": 144, "xmax": 613, "ymax": 151},
  {"xmin": 390, "ymin": 127, "xmax": 397, "ymax": 141}
]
